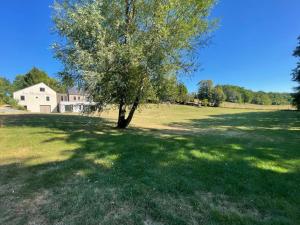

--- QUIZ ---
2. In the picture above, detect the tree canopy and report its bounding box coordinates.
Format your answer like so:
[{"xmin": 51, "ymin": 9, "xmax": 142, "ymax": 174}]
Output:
[
  {"xmin": 198, "ymin": 80, "xmax": 214, "ymax": 102},
  {"xmin": 292, "ymin": 36, "xmax": 300, "ymax": 110},
  {"xmin": 197, "ymin": 80, "xmax": 292, "ymax": 106},
  {"xmin": 52, "ymin": 0, "xmax": 216, "ymax": 128},
  {"xmin": 0, "ymin": 77, "xmax": 12, "ymax": 105},
  {"xmin": 12, "ymin": 67, "xmax": 66, "ymax": 93}
]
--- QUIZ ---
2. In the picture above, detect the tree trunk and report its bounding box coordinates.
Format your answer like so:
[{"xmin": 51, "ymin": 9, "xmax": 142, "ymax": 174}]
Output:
[
  {"xmin": 116, "ymin": 0, "xmax": 139, "ymax": 129},
  {"xmin": 117, "ymin": 98, "xmax": 127, "ymax": 128},
  {"xmin": 117, "ymin": 96, "xmax": 139, "ymax": 129}
]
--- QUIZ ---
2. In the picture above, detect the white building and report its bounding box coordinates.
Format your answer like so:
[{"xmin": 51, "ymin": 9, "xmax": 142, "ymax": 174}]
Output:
[
  {"xmin": 13, "ymin": 82, "xmax": 95, "ymax": 113},
  {"xmin": 13, "ymin": 82, "xmax": 58, "ymax": 113},
  {"xmin": 58, "ymin": 101, "xmax": 96, "ymax": 113}
]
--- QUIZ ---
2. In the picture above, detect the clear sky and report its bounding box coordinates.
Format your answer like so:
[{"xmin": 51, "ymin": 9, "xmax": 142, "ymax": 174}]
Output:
[{"xmin": 0, "ymin": 0, "xmax": 299, "ymax": 93}]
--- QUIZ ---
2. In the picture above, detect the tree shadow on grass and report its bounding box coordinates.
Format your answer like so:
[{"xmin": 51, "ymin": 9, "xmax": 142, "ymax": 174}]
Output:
[{"xmin": 0, "ymin": 111, "xmax": 299, "ymax": 225}]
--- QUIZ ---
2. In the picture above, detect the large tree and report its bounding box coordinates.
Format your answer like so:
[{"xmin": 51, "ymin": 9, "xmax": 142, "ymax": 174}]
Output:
[
  {"xmin": 52, "ymin": 0, "xmax": 216, "ymax": 128},
  {"xmin": 292, "ymin": 36, "xmax": 300, "ymax": 110}
]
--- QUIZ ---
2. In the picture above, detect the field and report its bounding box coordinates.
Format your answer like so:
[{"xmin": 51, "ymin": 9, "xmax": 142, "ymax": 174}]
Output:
[
  {"xmin": 220, "ymin": 102, "xmax": 295, "ymax": 110},
  {"xmin": 0, "ymin": 105, "xmax": 299, "ymax": 225}
]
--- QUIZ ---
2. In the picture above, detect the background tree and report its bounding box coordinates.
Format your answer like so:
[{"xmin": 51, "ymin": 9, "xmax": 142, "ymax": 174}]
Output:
[
  {"xmin": 176, "ymin": 82, "xmax": 188, "ymax": 104},
  {"xmin": 52, "ymin": 0, "xmax": 216, "ymax": 128},
  {"xmin": 252, "ymin": 92, "xmax": 272, "ymax": 105},
  {"xmin": 217, "ymin": 84, "xmax": 291, "ymax": 105},
  {"xmin": 156, "ymin": 76, "xmax": 179, "ymax": 103},
  {"xmin": 292, "ymin": 36, "xmax": 300, "ymax": 110},
  {"xmin": 223, "ymin": 88, "xmax": 242, "ymax": 103},
  {"xmin": 12, "ymin": 67, "xmax": 66, "ymax": 93},
  {"xmin": 242, "ymin": 90, "xmax": 254, "ymax": 103},
  {"xmin": 198, "ymin": 80, "xmax": 214, "ymax": 103},
  {"xmin": 12, "ymin": 75, "xmax": 26, "ymax": 91},
  {"xmin": 0, "ymin": 77, "xmax": 12, "ymax": 105},
  {"xmin": 212, "ymin": 86, "xmax": 225, "ymax": 106}
]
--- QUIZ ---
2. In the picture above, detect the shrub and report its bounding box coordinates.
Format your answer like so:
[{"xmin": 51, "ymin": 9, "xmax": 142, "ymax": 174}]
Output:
[{"xmin": 6, "ymin": 98, "xmax": 25, "ymax": 110}]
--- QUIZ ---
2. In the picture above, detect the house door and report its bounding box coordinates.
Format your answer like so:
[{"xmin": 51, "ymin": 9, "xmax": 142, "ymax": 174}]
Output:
[{"xmin": 40, "ymin": 105, "xmax": 51, "ymax": 113}]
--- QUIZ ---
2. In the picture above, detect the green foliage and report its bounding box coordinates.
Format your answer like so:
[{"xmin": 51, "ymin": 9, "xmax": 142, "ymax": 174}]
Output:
[
  {"xmin": 154, "ymin": 77, "xmax": 189, "ymax": 103},
  {"xmin": 6, "ymin": 98, "xmax": 26, "ymax": 110},
  {"xmin": 156, "ymin": 76, "xmax": 179, "ymax": 103},
  {"xmin": 219, "ymin": 84, "xmax": 291, "ymax": 105},
  {"xmin": 197, "ymin": 81, "xmax": 292, "ymax": 107},
  {"xmin": 0, "ymin": 76, "xmax": 26, "ymax": 109},
  {"xmin": 252, "ymin": 92, "xmax": 272, "ymax": 105},
  {"xmin": 292, "ymin": 91, "xmax": 300, "ymax": 109},
  {"xmin": 221, "ymin": 85, "xmax": 244, "ymax": 103},
  {"xmin": 52, "ymin": 0, "xmax": 216, "ymax": 127},
  {"xmin": 268, "ymin": 92, "xmax": 292, "ymax": 105},
  {"xmin": 242, "ymin": 90, "xmax": 254, "ymax": 103},
  {"xmin": 202, "ymin": 98, "xmax": 209, "ymax": 106},
  {"xmin": 212, "ymin": 86, "xmax": 226, "ymax": 106},
  {"xmin": 176, "ymin": 82, "xmax": 188, "ymax": 103},
  {"xmin": 292, "ymin": 36, "xmax": 300, "ymax": 110},
  {"xmin": 198, "ymin": 80, "xmax": 214, "ymax": 103},
  {"xmin": 198, "ymin": 81, "xmax": 226, "ymax": 106},
  {"xmin": 12, "ymin": 67, "xmax": 66, "ymax": 93},
  {"xmin": 0, "ymin": 77, "xmax": 12, "ymax": 105},
  {"xmin": 12, "ymin": 75, "xmax": 26, "ymax": 92}
]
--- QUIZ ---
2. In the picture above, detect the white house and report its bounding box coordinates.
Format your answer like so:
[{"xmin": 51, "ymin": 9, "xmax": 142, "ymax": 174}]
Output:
[
  {"xmin": 13, "ymin": 82, "xmax": 95, "ymax": 113},
  {"xmin": 13, "ymin": 82, "xmax": 58, "ymax": 113},
  {"xmin": 58, "ymin": 101, "xmax": 96, "ymax": 113}
]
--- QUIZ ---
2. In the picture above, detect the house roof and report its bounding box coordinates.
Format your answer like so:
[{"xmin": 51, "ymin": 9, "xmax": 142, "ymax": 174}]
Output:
[
  {"xmin": 67, "ymin": 87, "xmax": 86, "ymax": 95},
  {"xmin": 13, "ymin": 82, "xmax": 56, "ymax": 94}
]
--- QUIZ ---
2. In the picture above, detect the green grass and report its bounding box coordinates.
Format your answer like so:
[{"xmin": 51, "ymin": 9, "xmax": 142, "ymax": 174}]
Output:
[{"xmin": 0, "ymin": 105, "xmax": 299, "ymax": 225}]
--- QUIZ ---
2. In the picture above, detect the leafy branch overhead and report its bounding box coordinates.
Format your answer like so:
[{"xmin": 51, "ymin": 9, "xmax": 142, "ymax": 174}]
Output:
[{"xmin": 52, "ymin": 0, "xmax": 217, "ymax": 128}]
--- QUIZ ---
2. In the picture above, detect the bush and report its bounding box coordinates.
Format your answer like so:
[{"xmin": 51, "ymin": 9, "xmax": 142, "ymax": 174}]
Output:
[
  {"xmin": 201, "ymin": 99, "xmax": 209, "ymax": 107},
  {"xmin": 6, "ymin": 97, "xmax": 26, "ymax": 110}
]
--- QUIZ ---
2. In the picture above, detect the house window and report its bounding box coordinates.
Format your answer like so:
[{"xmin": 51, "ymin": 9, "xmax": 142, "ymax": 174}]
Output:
[
  {"xmin": 61, "ymin": 96, "xmax": 64, "ymax": 101},
  {"xmin": 78, "ymin": 97, "xmax": 80, "ymax": 100},
  {"xmin": 74, "ymin": 96, "xmax": 76, "ymax": 100},
  {"xmin": 20, "ymin": 96, "xmax": 25, "ymax": 101},
  {"xmin": 40, "ymin": 87, "xmax": 45, "ymax": 92},
  {"xmin": 65, "ymin": 105, "xmax": 73, "ymax": 112},
  {"xmin": 46, "ymin": 96, "xmax": 50, "ymax": 101}
]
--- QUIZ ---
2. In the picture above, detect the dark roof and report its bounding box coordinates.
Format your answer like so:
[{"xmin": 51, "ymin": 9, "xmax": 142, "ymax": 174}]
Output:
[{"xmin": 67, "ymin": 87, "xmax": 86, "ymax": 95}]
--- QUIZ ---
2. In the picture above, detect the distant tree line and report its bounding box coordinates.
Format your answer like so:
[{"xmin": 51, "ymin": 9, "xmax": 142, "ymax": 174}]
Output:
[
  {"xmin": 0, "ymin": 67, "xmax": 67, "ymax": 106},
  {"xmin": 197, "ymin": 80, "xmax": 292, "ymax": 107},
  {"xmin": 0, "ymin": 67, "xmax": 294, "ymax": 108}
]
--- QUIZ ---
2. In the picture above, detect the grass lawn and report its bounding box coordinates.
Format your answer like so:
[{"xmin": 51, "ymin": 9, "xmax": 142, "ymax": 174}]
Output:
[{"xmin": 0, "ymin": 105, "xmax": 299, "ymax": 225}]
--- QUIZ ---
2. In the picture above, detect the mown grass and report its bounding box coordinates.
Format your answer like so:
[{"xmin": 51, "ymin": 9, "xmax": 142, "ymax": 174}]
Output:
[
  {"xmin": 0, "ymin": 105, "xmax": 299, "ymax": 225},
  {"xmin": 220, "ymin": 102, "xmax": 295, "ymax": 110}
]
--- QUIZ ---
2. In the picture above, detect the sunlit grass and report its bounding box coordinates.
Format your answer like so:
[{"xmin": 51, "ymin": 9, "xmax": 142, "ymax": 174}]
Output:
[{"xmin": 0, "ymin": 105, "xmax": 299, "ymax": 225}]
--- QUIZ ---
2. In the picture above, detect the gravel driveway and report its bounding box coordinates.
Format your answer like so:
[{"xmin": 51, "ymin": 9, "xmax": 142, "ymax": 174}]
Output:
[{"xmin": 0, "ymin": 105, "xmax": 24, "ymax": 113}]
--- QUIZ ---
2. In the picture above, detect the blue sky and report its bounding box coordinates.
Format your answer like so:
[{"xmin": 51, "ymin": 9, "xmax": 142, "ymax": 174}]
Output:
[{"xmin": 0, "ymin": 0, "xmax": 299, "ymax": 93}]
